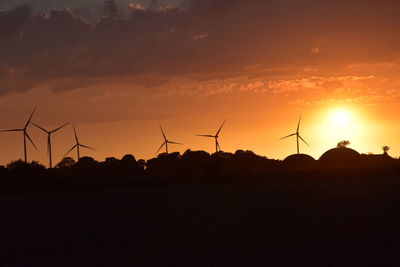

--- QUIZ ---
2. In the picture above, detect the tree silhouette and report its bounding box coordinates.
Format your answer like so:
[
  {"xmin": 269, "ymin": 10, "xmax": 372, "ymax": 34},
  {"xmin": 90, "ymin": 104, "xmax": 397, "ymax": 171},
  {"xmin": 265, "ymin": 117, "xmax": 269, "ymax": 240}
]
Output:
[
  {"xmin": 56, "ymin": 157, "xmax": 76, "ymax": 169},
  {"xmin": 76, "ymin": 157, "xmax": 98, "ymax": 169},
  {"xmin": 121, "ymin": 154, "xmax": 136, "ymax": 165},
  {"xmin": 337, "ymin": 140, "xmax": 350, "ymax": 148},
  {"xmin": 6, "ymin": 160, "xmax": 45, "ymax": 172},
  {"xmin": 382, "ymin": 146, "xmax": 390, "ymax": 155},
  {"xmin": 137, "ymin": 159, "xmax": 147, "ymax": 170}
]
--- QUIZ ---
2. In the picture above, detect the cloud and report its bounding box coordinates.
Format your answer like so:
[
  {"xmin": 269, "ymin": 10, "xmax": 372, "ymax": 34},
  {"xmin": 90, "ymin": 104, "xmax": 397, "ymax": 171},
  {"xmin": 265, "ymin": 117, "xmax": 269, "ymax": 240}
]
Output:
[
  {"xmin": 1, "ymin": 0, "xmax": 400, "ymax": 96},
  {"xmin": 0, "ymin": 4, "xmax": 31, "ymax": 37},
  {"xmin": 102, "ymin": 0, "xmax": 118, "ymax": 17},
  {"xmin": 270, "ymin": 76, "xmax": 376, "ymax": 95},
  {"xmin": 128, "ymin": 3, "xmax": 145, "ymax": 11}
]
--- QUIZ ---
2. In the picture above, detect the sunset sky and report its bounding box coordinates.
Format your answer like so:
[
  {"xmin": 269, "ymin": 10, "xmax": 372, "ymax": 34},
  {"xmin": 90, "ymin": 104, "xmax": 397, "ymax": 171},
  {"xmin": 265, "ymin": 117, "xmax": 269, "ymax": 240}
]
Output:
[{"xmin": 1, "ymin": 0, "xmax": 400, "ymax": 166}]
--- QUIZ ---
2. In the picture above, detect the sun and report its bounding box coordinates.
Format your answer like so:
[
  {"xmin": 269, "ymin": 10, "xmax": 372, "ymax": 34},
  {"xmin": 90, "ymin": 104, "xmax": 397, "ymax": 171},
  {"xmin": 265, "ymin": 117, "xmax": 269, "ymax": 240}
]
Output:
[
  {"xmin": 332, "ymin": 109, "xmax": 350, "ymax": 126},
  {"xmin": 316, "ymin": 107, "xmax": 365, "ymax": 150}
]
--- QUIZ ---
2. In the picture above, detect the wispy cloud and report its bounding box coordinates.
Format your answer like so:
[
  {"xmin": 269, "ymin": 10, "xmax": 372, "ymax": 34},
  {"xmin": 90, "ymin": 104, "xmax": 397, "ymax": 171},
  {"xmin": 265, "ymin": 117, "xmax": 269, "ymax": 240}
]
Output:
[{"xmin": 270, "ymin": 76, "xmax": 376, "ymax": 95}]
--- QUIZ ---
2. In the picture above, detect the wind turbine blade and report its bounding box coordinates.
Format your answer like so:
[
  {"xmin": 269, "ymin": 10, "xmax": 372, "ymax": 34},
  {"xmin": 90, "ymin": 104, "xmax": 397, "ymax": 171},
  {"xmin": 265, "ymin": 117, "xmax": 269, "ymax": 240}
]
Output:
[
  {"xmin": 279, "ymin": 133, "xmax": 296, "ymax": 140},
  {"xmin": 216, "ymin": 120, "xmax": 226, "ymax": 136},
  {"xmin": 0, "ymin": 129, "xmax": 23, "ymax": 132},
  {"xmin": 31, "ymin": 122, "xmax": 48, "ymax": 133},
  {"xmin": 64, "ymin": 144, "xmax": 77, "ymax": 158},
  {"xmin": 155, "ymin": 141, "xmax": 166, "ymax": 154},
  {"xmin": 196, "ymin": 134, "xmax": 215, "ymax": 138},
  {"xmin": 80, "ymin": 144, "xmax": 96, "ymax": 150},
  {"xmin": 73, "ymin": 124, "xmax": 79, "ymax": 143},
  {"xmin": 159, "ymin": 125, "xmax": 167, "ymax": 141},
  {"xmin": 297, "ymin": 115, "xmax": 301, "ymax": 133},
  {"xmin": 25, "ymin": 132, "xmax": 38, "ymax": 151},
  {"xmin": 217, "ymin": 140, "xmax": 221, "ymax": 151},
  {"xmin": 168, "ymin": 141, "xmax": 183, "ymax": 145},
  {"xmin": 24, "ymin": 108, "xmax": 36, "ymax": 129},
  {"xmin": 299, "ymin": 135, "xmax": 310, "ymax": 146},
  {"xmin": 52, "ymin": 122, "xmax": 70, "ymax": 133}
]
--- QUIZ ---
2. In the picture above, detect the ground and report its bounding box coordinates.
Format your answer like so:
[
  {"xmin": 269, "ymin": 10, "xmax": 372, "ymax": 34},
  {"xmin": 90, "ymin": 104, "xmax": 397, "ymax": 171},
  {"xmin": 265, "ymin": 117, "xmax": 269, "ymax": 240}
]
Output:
[{"xmin": 1, "ymin": 175, "xmax": 400, "ymax": 266}]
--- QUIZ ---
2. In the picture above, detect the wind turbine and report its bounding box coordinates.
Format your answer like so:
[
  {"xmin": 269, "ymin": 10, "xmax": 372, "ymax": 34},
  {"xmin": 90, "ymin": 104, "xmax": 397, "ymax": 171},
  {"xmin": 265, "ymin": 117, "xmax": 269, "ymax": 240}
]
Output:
[
  {"xmin": 0, "ymin": 108, "xmax": 37, "ymax": 162},
  {"xmin": 64, "ymin": 124, "xmax": 95, "ymax": 161},
  {"xmin": 197, "ymin": 120, "xmax": 226, "ymax": 153},
  {"xmin": 156, "ymin": 125, "xmax": 183, "ymax": 155},
  {"xmin": 280, "ymin": 116, "xmax": 309, "ymax": 154},
  {"xmin": 31, "ymin": 122, "xmax": 70, "ymax": 168}
]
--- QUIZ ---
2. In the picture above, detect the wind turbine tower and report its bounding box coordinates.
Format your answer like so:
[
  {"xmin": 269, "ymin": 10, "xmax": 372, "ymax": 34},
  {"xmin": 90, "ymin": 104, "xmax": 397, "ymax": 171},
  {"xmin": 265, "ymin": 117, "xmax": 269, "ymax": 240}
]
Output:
[
  {"xmin": 156, "ymin": 125, "xmax": 183, "ymax": 155},
  {"xmin": 0, "ymin": 108, "xmax": 38, "ymax": 162},
  {"xmin": 64, "ymin": 124, "xmax": 96, "ymax": 161},
  {"xmin": 197, "ymin": 120, "xmax": 226, "ymax": 153},
  {"xmin": 280, "ymin": 116, "xmax": 309, "ymax": 154},
  {"xmin": 32, "ymin": 122, "xmax": 70, "ymax": 168}
]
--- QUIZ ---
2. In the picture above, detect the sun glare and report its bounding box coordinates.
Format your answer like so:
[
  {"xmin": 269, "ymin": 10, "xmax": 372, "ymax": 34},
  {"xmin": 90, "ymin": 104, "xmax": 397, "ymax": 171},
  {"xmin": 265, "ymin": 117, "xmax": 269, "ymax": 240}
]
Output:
[
  {"xmin": 332, "ymin": 110, "xmax": 350, "ymax": 126},
  {"xmin": 316, "ymin": 107, "xmax": 365, "ymax": 151}
]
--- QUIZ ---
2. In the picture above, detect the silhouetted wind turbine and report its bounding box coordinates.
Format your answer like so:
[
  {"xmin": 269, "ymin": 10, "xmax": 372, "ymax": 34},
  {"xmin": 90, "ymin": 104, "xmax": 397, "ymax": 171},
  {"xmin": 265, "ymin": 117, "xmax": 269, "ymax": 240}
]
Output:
[
  {"xmin": 0, "ymin": 108, "xmax": 37, "ymax": 162},
  {"xmin": 280, "ymin": 116, "xmax": 309, "ymax": 154},
  {"xmin": 197, "ymin": 120, "xmax": 226, "ymax": 153},
  {"xmin": 32, "ymin": 122, "xmax": 70, "ymax": 168},
  {"xmin": 156, "ymin": 125, "xmax": 183, "ymax": 154},
  {"xmin": 64, "ymin": 124, "xmax": 95, "ymax": 161}
]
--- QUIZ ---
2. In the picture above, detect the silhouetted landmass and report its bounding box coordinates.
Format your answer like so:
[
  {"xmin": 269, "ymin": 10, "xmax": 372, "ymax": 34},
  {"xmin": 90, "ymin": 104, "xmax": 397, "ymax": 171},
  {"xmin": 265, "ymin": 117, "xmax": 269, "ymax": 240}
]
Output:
[
  {"xmin": 2, "ymin": 149, "xmax": 400, "ymax": 266},
  {"xmin": 320, "ymin": 147, "xmax": 362, "ymax": 169},
  {"xmin": 283, "ymin": 153, "xmax": 315, "ymax": 169},
  {"xmin": 0, "ymin": 148, "xmax": 399, "ymax": 193}
]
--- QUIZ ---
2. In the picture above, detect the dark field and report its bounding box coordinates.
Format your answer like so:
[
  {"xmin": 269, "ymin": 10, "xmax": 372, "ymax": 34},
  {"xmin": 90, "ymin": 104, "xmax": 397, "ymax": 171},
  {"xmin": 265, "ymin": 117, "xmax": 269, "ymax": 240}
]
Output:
[{"xmin": 1, "ymin": 175, "xmax": 400, "ymax": 266}]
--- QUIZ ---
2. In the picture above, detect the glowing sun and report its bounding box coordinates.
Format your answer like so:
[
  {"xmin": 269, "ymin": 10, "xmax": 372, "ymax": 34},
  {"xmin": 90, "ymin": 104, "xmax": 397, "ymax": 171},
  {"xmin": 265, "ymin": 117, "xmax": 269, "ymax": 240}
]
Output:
[
  {"xmin": 317, "ymin": 107, "xmax": 364, "ymax": 148},
  {"xmin": 332, "ymin": 109, "xmax": 350, "ymax": 126}
]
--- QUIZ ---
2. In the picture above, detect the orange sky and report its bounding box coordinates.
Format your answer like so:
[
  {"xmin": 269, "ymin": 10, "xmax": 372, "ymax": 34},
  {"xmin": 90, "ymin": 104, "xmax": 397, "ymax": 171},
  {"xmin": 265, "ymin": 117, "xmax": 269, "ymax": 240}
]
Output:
[{"xmin": 1, "ymin": 0, "xmax": 400, "ymax": 166}]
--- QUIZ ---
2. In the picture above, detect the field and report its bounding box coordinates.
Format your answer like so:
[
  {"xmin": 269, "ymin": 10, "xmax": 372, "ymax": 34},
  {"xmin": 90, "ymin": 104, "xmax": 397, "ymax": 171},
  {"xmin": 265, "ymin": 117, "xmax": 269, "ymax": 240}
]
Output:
[{"xmin": 1, "ymin": 174, "xmax": 400, "ymax": 266}]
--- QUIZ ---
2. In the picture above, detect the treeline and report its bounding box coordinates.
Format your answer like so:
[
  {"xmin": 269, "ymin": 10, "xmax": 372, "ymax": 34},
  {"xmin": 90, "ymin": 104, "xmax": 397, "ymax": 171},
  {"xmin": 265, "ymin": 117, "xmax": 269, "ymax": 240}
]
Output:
[
  {"xmin": 0, "ymin": 150, "xmax": 279, "ymax": 179},
  {"xmin": 1, "ymin": 149, "xmax": 400, "ymax": 176},
  {"xmin": 1, "ymin": 149, "xmax": 400, "ymax": 193}
]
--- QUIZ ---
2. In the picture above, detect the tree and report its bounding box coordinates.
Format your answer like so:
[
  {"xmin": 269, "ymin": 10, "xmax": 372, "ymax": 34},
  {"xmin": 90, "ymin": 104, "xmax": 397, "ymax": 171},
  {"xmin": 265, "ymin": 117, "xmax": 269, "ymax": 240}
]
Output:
[
  {"xmin": 6, "ymin": 160, "xmax": 45, "ymax": 172},
  {"xmin": 76, "ymin": 157, "xmax": 98, "ymax": 168},
  {"xmin": 382, "ymin": 146, "xmax": 390, "ymax": 155},
  {"xmin": 105, "ymin": 157, "xmax": 118, "ymax": 164},
  {"xmin": 121, "ymin": 154, "xmax": 136, "ymax": 164},
  {"xmin": 55, "ymin": 157, "xmax": 76, "ymax": 169},
  {"xmin": 337, "ymin": 140, "xmax": 350, "ymax": 148},
  {"xmin": 137, "ymin": 159, "xmax": 147, "ymax": 170}
]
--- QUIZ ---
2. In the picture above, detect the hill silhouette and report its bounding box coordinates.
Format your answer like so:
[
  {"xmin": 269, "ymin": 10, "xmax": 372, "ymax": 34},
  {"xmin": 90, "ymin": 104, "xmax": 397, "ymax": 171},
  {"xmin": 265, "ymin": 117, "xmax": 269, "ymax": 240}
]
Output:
[
  {"xmin": 283, "ymin": 154, "xmax": 316, "ymax": 169},
  {"xmin": 319, "ymin": 147, "xmax": 361, "ymax": 169},
  {"xmin": 0, "ymin": 148, "xmax": 399, "ymax": 193}
]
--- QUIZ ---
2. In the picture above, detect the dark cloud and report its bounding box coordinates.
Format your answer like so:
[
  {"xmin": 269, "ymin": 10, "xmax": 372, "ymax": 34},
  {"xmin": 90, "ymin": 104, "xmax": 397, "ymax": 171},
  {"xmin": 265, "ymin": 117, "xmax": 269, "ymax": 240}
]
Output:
[
  {"xmin": 1, "ymin": 0, "xmax": 400, "ymax": 95},
  {"xmin": 102, "ymin": 0, "xmax": 118, "ymax": 18},
  {"xmin": 0, "ymin": 4, "xmax": 31, "ymax": 37},
  {"xmin": 148, "ymin": 0, "xmax": 158, "ymax": 11}
]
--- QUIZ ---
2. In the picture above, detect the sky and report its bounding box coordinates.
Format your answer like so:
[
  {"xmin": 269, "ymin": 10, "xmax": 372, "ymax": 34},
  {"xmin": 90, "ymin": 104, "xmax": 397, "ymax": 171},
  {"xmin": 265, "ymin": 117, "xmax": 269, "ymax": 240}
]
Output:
[{"xmin": 1, "ymin": 0, "xmax": 400, "ymax": 166}]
